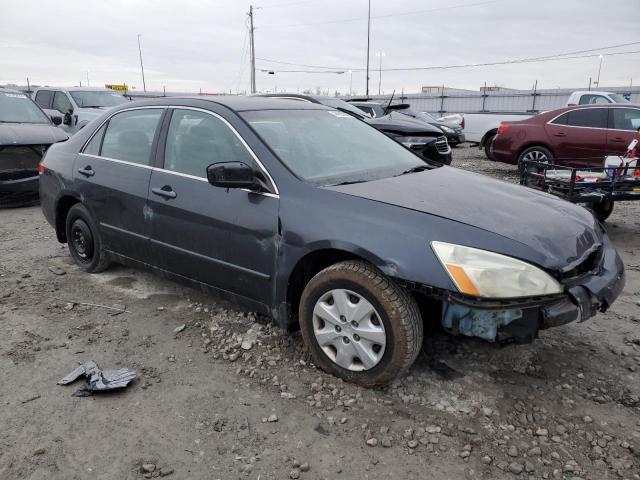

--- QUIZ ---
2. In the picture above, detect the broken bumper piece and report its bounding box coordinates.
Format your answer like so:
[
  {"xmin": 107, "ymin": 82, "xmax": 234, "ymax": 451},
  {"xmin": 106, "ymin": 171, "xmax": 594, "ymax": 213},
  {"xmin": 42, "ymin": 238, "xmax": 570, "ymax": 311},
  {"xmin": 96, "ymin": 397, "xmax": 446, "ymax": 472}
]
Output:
[
  {"xmin": 58, "ymin": 361, "xmax": 137, "ymax": 396},
  {"xmin": 441, "ymin": 235, "xmax": 625, "ymax": 344}
]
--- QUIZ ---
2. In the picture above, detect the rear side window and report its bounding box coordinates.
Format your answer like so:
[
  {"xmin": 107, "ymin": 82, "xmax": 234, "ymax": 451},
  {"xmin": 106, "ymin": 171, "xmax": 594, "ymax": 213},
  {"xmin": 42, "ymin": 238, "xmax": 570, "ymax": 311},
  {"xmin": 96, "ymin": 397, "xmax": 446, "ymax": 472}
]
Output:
[
  {"xmin": 34, "ymin": 90, "xmax": 52, "ymax": 109},
  {"xmin": 163, "ymin": 109, "xmax": 254, "ymax": 178},
  {"xmin": 83, "ymin": 123, "xmax": 107, "ymax": 156},
  {"xmin": 100, "ymin": 109, "xmax": 163, "ymax": 166},
  {"xmin": 611, "ymin": 108, "xmax": 640, "ymax": 131},
  {"xmin": 566, "ymin": 108, "xmax": 607, "ymax": 128},
  {"xmin": 550, "ymin": 113, "xmax": 568, "ymax": 125},
  {"xmin": 52, "ymin": 91, "xmax": 72, "ymax": 114},
  {"xmin": 579, "ymin": 94, "xmax": 611, "ymax": 105}
]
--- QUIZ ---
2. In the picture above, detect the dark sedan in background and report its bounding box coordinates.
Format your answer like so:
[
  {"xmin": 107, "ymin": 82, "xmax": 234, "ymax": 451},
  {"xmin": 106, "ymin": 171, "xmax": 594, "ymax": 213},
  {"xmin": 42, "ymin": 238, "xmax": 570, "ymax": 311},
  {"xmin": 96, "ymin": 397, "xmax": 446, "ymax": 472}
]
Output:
[
  {"xmin": 349, "ymin": 101, "xmax": 465, "ymax": 146},
  {"xmin": 259, "ymin": 94, "xmax": 452, "ymax": 164},
  {"xmin": 0, "ymin": 87, "xmax": 68, "ymax": 207},
  {"xmin": 492, "ymin": 104, "xmax": 640, "ymax": 169},
  {"xmin": 39, "ymin": 96, "xmax": 623, "ymax": 387}
]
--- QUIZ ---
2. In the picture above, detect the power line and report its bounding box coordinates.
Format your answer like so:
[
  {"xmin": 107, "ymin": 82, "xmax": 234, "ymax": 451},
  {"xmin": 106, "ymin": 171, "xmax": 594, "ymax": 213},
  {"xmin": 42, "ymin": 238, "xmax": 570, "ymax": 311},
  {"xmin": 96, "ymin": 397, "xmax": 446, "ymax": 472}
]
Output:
[
  {"xmin": 257, "ymin": 49, "xmax": 640, "ymax": 74},
  {"xmin": 256, "ymin": 41, "xmax": 640, "ymax": 73},
  {"xmin": 260, "ymin": 0, "xmax": 505, "ymax": 29}
]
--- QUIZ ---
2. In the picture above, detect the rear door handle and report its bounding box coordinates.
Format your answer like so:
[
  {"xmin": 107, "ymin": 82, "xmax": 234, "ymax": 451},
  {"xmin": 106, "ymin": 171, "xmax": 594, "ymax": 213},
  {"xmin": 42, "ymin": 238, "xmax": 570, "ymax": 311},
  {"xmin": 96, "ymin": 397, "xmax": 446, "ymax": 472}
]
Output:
[
  {"xmin": 152, "ymin": 186, "xmax": 177, "ymax": 200},
  {"xmin": 554, "ymin": 132, "xmax": 566, "ymax": 137},
  {"xmin": 610, "ymin": 137, "xmax": 626, "ymax": 143},
  {"xmin": 78, "ymin": 166, "xmax": 95, "ymax": 177}
]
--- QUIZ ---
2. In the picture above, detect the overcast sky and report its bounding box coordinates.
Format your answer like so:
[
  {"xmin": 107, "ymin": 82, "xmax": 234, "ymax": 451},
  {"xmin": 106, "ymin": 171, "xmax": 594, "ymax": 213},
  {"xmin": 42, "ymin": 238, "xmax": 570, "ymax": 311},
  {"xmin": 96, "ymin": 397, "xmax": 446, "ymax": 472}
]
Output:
[{"xmin": 1, "ymin": 0, "xmax": 638, "ymax": 95}]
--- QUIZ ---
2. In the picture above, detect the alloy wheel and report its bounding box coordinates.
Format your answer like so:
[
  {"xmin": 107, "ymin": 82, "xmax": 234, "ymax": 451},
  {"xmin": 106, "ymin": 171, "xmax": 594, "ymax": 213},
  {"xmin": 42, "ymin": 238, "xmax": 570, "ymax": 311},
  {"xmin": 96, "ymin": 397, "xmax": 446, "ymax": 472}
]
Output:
[{"xmin": 311, "ymin": 289, "xmax": 386, "ymax": 371}]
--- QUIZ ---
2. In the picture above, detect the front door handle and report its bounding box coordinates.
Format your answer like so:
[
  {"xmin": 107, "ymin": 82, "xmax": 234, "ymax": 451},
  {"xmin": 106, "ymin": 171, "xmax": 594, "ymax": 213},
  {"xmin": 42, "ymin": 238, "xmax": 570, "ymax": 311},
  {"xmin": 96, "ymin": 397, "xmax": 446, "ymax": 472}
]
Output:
[
  {"xmin": 610, "ymin": 137, "xmax": 626, "ymax": 143},
  {"xmin": 152, "ymin": 186, "xmax": 177, "ymax": 200},
  {"xmin": 78, "ymin": 166, "xmax": 95, "ymax": 177},
  {"xmin": 554, "ymin": 132, "xmax": 566, "ymax": 137}
]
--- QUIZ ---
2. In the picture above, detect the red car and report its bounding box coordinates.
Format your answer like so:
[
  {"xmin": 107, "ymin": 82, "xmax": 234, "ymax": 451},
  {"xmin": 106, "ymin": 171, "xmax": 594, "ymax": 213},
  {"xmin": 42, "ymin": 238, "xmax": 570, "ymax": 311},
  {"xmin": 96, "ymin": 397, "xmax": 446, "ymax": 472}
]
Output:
[{"xmin": 492, "ymin": 104, "xmax": 640, "ymax": 169}]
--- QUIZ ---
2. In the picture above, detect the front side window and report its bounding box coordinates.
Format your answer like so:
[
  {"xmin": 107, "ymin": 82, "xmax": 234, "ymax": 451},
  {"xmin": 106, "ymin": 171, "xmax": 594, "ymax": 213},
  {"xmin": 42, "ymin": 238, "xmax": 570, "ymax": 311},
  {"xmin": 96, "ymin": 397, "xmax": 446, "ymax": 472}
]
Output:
[
  {"xmin": 611, "ymin": 108, "xmax": 640, "ymax": 131},
  {"xmin": 100, "ymin": 109, "xmax": 163, "ymax": 165},
  {"xmin": 242, "ymin": 109, "xmax": 428, "ymax": 186},
  {"xmin": 52, "ymin": 91, "xmax": 73, "ymax": 114},
  {"xmin": 164, "ymin": 109, "xmax": 254, "ymax": 178},
  {"xmin": 566, "ymin": 108, "xmax": 607, "ymax": 128},
  {"xmin": 34, "ymin": 90, "xmax": 53, "ymax": 109},
  {"xmin": 0, "ymin": 91, "xmax": 51, "ymax": 124}
]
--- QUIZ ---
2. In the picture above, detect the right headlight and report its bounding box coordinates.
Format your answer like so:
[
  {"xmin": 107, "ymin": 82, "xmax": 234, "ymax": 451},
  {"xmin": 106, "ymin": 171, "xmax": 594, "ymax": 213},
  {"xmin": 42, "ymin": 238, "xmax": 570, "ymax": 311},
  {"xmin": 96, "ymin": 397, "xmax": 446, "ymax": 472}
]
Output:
[
  {"xmin": 395, "ymin": 136, "xmax": 432, "ymax": 147},
  {"xmin": 431, "ymin": 241, "xmax": 562, "ymax": 298}
]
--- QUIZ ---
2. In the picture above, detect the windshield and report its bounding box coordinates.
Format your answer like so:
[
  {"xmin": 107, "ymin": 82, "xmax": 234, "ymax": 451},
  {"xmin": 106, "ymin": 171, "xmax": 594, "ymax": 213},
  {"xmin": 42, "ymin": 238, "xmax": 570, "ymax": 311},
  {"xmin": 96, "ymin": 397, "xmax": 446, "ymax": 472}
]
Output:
[
  {"xmin": 0, "ymin": 91, "xmax": 51, "ymax": 124},
  {"xmin": 69, "ymin": 91, "xmax": 128, "ymax": 108},
  {"xmin": 417, "ymin": 111, "xmax": 438, "ymax": 122},
  {"xmin": 242, "ymin": 109, "xmax": 429, "ymax": 186},
  {"xmin": 609, "ymin": 93, "xmax": 631, "ymax": 104},
  {"xmin": 318, "ymin": 98, "xmax": 369, "ymax": 118}
]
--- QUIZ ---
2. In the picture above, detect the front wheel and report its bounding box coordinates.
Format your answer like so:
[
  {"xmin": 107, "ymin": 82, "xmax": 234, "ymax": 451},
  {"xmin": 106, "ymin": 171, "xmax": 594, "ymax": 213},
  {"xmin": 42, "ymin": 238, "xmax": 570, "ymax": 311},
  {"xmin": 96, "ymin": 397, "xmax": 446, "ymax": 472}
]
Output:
[
  {"xmin": 65, "ymin": 203, "xmax": 111, "ymax": 273},
  {"xmin": 299, "ymin": 260, "xmax": 423, "ymax": 387}
]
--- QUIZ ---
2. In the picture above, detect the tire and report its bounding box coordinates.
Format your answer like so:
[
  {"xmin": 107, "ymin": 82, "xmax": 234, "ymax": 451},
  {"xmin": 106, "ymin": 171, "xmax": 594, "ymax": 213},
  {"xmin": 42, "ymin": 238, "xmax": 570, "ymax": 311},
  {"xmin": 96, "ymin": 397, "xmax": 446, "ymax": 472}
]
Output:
[
  {"xmin": 483, "ymin": 134, "xmax": 496, "ymax": 161},
  {"xmin": 590, "ymin": 200, "xmax": 614, "ymax": 222},
  {"xmin": 299, "ymin": 260, "xmax": 423, "ymax": 387},
  {"xmin": 517, "ymin": 146, "xmax": 553, "ymax": 174},
  {"xmin": 65, "ymin": 203, "xmax": 111, "ymax": 273}
]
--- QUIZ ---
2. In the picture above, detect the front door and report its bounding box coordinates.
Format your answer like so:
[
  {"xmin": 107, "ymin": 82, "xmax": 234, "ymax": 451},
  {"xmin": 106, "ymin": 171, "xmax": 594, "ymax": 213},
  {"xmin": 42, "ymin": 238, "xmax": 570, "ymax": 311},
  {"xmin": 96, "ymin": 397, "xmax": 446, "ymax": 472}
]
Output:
[
  {"xmin": 147, "ymin": 107, "xmax": 279, "ymax": 305},
  {"xmin": 606, "ymin": 107, "xmax": 640, "ymax": 156},
  {"xmin": 74, "ymin": 107, "xmax": 165, "ymax": 262},
  {"xmin": 52, "ymin": 91, "xmax": 75, "ymax": 133}
]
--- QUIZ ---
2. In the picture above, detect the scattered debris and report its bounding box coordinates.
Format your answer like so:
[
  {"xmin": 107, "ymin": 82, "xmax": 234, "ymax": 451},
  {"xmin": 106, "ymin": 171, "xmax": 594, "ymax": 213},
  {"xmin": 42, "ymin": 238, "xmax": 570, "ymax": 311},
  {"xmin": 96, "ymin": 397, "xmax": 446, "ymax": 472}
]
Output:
[
  {"xmin": 58, "ymin": 361, "xmax": 136, "ymax": 396},
  {"xmin": 48, "ymin": 265, "xmax": 66, "ymax": 276},
  {"xmin": 20, "ymin": 394, "xmax": 40, "ymax": 404},
  {"xmin": 173, "ymin": 324, "xmax": 186, "ymax": 334}
]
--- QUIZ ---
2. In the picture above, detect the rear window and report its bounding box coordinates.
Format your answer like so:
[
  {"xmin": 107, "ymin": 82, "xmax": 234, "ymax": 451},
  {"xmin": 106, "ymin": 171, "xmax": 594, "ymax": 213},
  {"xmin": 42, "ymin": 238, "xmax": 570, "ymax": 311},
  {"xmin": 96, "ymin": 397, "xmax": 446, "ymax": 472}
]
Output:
[{"xmin": 100, "ymin": 109, "xmax": 163, "ymax": 165}]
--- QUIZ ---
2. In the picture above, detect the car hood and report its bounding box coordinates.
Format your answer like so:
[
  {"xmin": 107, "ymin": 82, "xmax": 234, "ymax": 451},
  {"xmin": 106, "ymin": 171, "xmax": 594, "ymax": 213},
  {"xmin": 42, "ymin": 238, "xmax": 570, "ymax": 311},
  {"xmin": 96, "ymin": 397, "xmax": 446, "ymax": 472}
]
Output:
[
  {"xmin": 327, "ymin": 167, "xmax": 601, "ymax": 271},
  {"xmin": 368, "ymin": 111, "xmax": 443, "ymax": 136},
  {"xmin": 0, "ymin": 123, "xmax": 68, "ymax": 146}
]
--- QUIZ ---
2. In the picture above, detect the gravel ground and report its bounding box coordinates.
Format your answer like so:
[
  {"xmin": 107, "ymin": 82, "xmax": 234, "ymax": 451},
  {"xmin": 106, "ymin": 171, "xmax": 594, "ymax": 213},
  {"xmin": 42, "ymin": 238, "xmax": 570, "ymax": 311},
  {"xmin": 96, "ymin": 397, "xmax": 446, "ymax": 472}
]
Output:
[{"xmin": 1, "ymin": 145, "xmax": 639, "ymax": 480}]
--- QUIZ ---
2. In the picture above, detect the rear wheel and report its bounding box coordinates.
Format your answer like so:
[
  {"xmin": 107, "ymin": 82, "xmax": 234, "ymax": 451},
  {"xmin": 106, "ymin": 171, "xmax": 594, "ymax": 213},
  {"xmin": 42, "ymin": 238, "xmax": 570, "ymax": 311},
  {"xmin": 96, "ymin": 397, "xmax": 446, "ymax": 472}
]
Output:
[
  {"xmin": 518, "ymin": 146, "xmax": 554, "ymax": 174},
  {"xmin": 299, "ymin": 260, "xmax": 423, "ymax": 387},
  {"xmin": 65, "ymin": 204, "xmax": 111, "ymax": 273}
]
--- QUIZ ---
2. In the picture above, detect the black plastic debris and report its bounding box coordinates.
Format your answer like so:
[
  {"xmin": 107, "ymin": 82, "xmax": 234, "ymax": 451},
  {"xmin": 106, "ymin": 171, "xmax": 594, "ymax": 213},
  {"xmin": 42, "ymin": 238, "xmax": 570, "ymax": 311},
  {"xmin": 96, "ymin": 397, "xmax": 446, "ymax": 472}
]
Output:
[{"xmin": 58, "ymin": 361, "xmax": 137, "ymax": 396}]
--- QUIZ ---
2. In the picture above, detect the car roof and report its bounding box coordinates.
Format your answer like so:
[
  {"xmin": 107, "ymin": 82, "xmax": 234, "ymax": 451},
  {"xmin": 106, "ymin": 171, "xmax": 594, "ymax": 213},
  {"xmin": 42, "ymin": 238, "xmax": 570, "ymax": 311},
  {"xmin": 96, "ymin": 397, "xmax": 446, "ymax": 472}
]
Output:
[
  {"xmin": 0, "ymin": 86, "xmax": 25, "ymax": 94},
  {"xmin": 34, "ymin": 86, "xmax": 118, "ymax": 92},
  {"xmin": 350, "ymin": 101, "xmax": 383, "ymax": 106},
  {"xmin": 111, "ymin": 95, "xmax": 333, "ymax": 112}
]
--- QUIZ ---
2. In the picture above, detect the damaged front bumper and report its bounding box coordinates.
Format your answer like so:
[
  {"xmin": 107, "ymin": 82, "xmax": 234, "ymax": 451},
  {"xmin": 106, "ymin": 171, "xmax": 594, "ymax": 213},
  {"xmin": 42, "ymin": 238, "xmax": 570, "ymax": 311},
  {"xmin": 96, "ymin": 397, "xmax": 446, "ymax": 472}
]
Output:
[{"xmin": 439, "ymin": 234, "xmax": 625, "ymax": 343}]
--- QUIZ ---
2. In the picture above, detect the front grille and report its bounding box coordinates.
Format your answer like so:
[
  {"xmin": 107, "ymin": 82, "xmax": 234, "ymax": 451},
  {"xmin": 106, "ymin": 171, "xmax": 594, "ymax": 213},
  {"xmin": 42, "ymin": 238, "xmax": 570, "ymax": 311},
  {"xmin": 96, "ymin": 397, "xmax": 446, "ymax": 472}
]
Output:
[
  {"xmin": 561, "ymin": 246, "xmax": 603, "ymax": 281},
  {"xmin": 435, "ymin": 135, "xmax": 450, "ymax": 153},
  {"xmin": 0, "ymin": 145, "xmax": 46, "ymax": 176}
]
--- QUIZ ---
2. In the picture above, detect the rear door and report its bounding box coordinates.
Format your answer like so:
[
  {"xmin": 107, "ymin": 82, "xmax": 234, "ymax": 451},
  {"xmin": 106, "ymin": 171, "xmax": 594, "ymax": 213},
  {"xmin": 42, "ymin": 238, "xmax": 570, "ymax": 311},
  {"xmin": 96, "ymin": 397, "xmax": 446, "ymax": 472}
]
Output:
[
  {"xmin": 545, "ymin": 107, "xmax": 607, "ymax": 167},
  {"xmin": 74, "ymin": 107, "xmax": 165, "ymax": 262},
  {"xmin": 147, "ymin": 107, "xmax": 279, "ymax": 305},
  {"xmin": 606, "ymin": 107, "xmax": 640, "ymax": 155}
]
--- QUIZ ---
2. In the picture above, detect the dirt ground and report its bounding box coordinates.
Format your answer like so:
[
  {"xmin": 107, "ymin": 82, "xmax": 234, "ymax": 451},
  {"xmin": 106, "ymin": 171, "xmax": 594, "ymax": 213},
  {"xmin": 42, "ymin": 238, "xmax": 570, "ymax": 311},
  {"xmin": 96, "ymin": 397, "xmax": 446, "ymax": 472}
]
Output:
[{"xmin": 1, "ymin": 145, "xmax": 639, "ymax": 480}]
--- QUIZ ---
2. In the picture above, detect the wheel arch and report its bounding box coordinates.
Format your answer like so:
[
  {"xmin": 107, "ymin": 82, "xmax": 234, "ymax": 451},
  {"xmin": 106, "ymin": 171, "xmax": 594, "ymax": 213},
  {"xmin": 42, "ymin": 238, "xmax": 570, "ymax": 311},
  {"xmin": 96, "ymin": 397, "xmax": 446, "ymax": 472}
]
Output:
[
  {"xmin": 516, "ymin": 142, "xmax": 556, "ymax": 164},
  {"xmin": 480, "ymin": 128, "xmax": 498, "ymax": 147},
  {"xmin": 54, "ymin": 193, "xmax": 82, "ymax": 243}
]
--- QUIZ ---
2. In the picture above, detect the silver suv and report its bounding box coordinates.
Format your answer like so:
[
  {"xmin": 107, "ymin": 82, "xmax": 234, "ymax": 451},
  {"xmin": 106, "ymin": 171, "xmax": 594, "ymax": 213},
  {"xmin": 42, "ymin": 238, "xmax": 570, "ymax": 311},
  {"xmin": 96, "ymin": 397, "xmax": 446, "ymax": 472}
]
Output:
[{"xmin": 32, "ymin": 87, "xmax": 129, "ymax": 134}]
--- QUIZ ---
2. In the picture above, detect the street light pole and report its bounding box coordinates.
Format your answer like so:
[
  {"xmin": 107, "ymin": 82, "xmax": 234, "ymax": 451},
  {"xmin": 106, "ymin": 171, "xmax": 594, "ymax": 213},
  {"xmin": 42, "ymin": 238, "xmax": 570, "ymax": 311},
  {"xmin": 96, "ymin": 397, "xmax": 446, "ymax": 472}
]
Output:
[
  {"xmin": 348, "ymin": 70, "xmax": 353, "ymax": 96},
  {"xmin": 365, "ymin": 0, "xmax": 371, "ymax": 96},
  {"xmin": 596, "ymin": 54, "xmax": 604, "ymax": 87},
  {"xmin": 376, "ymin": 52, "xmax": 385, "ymax": 95},
  {"xmin": 137, "ymin": 34, "xmax": 147, "ymax": 92}
]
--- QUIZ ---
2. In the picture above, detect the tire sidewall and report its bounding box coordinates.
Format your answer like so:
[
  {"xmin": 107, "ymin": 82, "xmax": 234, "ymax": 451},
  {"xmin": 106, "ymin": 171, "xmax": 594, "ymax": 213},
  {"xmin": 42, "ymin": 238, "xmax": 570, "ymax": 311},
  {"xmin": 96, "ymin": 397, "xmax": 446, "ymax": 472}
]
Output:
[
  {"xmin": 65, "ymin": 204, "xmax": 104, "ymax": 272},
  {"xmin": 300, "ymin": 272, "xmax": 405, "ymax": 385},
  {"xmin": 518, "ymin": 146, "xmax": 553, "ymax": 173}
]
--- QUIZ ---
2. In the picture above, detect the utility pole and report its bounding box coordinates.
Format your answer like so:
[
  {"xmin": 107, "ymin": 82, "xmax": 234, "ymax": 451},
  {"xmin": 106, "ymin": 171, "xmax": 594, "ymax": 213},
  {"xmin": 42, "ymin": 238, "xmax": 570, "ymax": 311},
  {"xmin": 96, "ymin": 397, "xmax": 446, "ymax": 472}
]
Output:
[
  {"xmin": 365, "ymin": 0, "xmax": 371, "ymax": 96},
  {"xmin": 376, "ymin": 52, "xmax": 385, "ymax": 95},
  {"xmin": 249, "ymin": 5, "xmax": 257, "ymax": 94},
  {"xmin": 137, "ymin": 34, "xmax": 147, "ymax": 92},
  {"xmin": 596, "ymin": 54, "xmax": 603, "ymax": 87},
  {"xmin": 86, "ymin": 71, "xmax": 90, "ymax": 87}
]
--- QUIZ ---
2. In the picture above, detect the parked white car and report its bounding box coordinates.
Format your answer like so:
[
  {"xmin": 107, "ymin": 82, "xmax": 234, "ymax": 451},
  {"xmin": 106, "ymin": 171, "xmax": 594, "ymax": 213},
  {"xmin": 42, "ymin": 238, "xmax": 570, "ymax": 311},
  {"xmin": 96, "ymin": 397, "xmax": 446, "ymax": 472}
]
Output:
[
  {"xmin": 566, "ymin": 90, "xmax": 631, "ymax": 106},
  {"xmin": 32, "ymin": 87, "xmax": 129, "ymax": 134}
]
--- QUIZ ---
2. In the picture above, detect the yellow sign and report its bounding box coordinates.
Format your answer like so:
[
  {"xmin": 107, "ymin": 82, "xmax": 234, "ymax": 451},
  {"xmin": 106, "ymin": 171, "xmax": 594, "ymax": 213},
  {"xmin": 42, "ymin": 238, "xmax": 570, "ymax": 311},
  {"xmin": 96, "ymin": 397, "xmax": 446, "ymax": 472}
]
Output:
[{"xmin": 105, "ymin": 84, "xmax": 128, "ymax": 92}]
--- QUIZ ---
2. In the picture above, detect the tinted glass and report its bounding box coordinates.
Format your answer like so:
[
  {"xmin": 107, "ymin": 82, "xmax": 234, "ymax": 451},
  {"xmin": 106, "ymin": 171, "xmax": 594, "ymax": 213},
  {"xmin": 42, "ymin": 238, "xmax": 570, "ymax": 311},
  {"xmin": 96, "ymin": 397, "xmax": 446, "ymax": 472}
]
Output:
[
  {"xmin": 242, "ymin": 109, "xmax": 427, "ymax": 186},
  {"xmin": 83, "ymin": 123, "xmax": 107, "ymax": 155},
  {"xmin": 566, "ymin": 109, "xmax": 607, "ymax": 128},
  {"xmin": 53, "ymin": 92, "xmax": 72, "ymax": 113},
  {"xmin": 69, "ymin": 91, "xmax": 128, "ymax": 108},
  {"xmin": 34, "ymin": 90, "xmax": 52, "ymax": 109},
  {"xmin": 0, "ymin": 91, "xmax": 51, "ymax": 124},
  {"xmin": 164, "ymin": 109, "xmax": 254, "ymax": 178},
  {"xmin": 550, "ymin": 113, "xmax": 568, "ymax": 125},
  {"xmin": 101, "ymin": 109, "xmax": 163, "ymax": 165},
  {"xmin": 611, "ymin": 108, "xmax": 640, "ymax": 131}
]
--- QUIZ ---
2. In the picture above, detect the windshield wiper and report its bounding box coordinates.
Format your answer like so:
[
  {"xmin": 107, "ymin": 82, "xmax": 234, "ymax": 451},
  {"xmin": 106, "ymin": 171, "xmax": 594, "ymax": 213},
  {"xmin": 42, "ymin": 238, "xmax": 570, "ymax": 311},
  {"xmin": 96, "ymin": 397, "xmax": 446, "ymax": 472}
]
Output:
[
  {"xmin": 328, "ymin": 179, "xmax": 368, "ymax": 186},
  {"xmin": 396, "ymin": 165, "xmax": 430, "ymax": 176}
]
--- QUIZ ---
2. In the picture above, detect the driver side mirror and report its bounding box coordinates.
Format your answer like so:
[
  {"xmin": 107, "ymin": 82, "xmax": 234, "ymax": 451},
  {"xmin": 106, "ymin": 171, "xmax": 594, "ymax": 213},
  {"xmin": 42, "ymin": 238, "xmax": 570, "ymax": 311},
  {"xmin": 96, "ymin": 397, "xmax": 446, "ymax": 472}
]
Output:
[
  {"xmin": 51, "ymin": 115, "xmax": 62, "ymax": 126},
  {"xmin": 207, "ymin": 162, "xmax": 258, "ymax": 190},
  {"xmin": 63, "ymin": 111, "xmax": 73, "ymax": 126}
]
